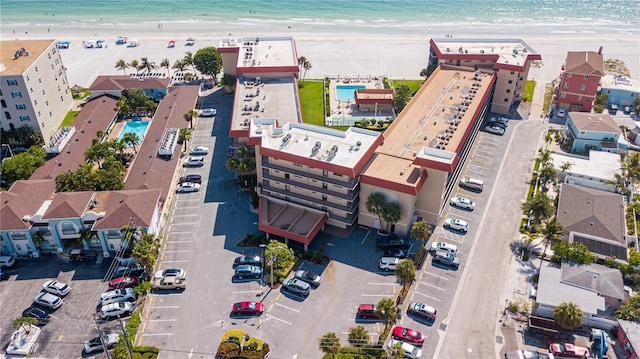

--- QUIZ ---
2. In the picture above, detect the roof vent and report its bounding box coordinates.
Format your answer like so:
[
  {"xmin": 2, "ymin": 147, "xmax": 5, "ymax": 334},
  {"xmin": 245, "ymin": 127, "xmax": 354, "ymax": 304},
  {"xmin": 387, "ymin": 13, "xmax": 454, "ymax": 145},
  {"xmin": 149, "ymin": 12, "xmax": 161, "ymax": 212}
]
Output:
[
  {"xmin": 311, "ymin": 141, "xmax": 321, "ymax": 155},
  {"xmin": 280, "ymin": 133, "xmax": 291, "ymax": 149}
]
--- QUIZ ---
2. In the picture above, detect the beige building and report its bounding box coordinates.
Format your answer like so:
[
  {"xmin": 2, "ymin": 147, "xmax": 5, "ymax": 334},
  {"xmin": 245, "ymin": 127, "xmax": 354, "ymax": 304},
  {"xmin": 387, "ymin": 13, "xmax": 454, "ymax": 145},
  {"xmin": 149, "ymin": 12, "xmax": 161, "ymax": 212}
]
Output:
[
  {"xmin": 428, "ymin": 38, "xmax": 541, "ymax": 115},
  {"xmin": 0, "ymin": 40, "xmax": 73, "ymax": 144}
]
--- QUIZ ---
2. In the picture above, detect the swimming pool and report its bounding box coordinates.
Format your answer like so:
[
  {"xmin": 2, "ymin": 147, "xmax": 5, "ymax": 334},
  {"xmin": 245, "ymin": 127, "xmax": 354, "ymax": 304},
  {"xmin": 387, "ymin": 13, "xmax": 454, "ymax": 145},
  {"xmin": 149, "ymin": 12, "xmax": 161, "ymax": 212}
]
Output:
[
  {"xmin": 336, "ymin": 85, "xmax": 365, "ymax": 102},
  {"xmin": 117, "ymin": 121, "xmax": 150, "ymax": 143}
]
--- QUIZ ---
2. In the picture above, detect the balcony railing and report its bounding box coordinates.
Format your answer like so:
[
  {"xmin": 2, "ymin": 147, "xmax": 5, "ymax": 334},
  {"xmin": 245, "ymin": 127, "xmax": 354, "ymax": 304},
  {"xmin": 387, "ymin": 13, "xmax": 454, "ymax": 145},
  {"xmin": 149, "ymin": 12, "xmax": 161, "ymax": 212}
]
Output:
[
  {"xmin": 261, "ymin": 158, "xmax": 358, "ymax": 189},
  {"xmin": 261, "ymin": 185, "xmax": 359, "ymax": 214},
  {"xmin": 262, "ymin": 170, "xmax": 359, "ymax": 201}
]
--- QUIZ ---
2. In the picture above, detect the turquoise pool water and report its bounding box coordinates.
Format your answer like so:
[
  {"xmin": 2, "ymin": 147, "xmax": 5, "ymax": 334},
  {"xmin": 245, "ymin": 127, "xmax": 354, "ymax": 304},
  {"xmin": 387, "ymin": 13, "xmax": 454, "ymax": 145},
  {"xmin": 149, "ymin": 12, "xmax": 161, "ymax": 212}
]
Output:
[
  {"xmin": 336, "ymin": 85, "xmax": 365, "ymax": 102},
  {"xmin": 118, "ymin": 121, "xmax": 149, "ymax": 142}
]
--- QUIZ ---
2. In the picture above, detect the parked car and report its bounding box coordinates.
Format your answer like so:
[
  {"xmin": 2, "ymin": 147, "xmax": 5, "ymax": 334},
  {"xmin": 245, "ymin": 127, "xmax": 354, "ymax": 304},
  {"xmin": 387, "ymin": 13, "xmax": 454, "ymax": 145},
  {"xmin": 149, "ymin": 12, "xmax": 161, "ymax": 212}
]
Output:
[
  {"xmin": 379, "ymin": 256, "xmax": 400, "ymax": 271},
  {"xmin": 152, "ymin": 276, "xmax": 186, "ymax": 292},
  {"xmin": 489, "ymin": 116, "xmax": 509, "ymax": 125},
  {"xmin": 282, "ymin": 278, "xmax": 311, "ymax": 297},
  {"xmin": 449, "ymin": 196, "xmax": 475, "ymax": 210},
  {"xmin": 443, "ymin": 218, "xmax": 469, "ymax": 233},
  {"xmin": 392, "ymin": 326, "xmax": 425, "ymax": 345},
  {"xmin": 504, "ymin": 349, "xmax": 550, "ymax": 359},
  {"xmin": 101, "ymin": 288, "xmax": 137, "ymax": 305},
  {"xmin": 357, "ymin": 304, "xmax": 378, "ymax": 319},
  {"xmin": 623, "ymin": 106, "xmax": 632, "ymax": 115},
  {"xmin": 407, "ymin": 302, "xmax": 437, "ymax": 321},
  {"xmin": 177, "ymin": 182, "xmax": 201, "ymax": 193},
  {"xmin": 433, "ymin": 249, "xmax": 460, "ymax": 268},
  {"xmin": 190, "ymin": 146, "xmax": 209, "ymax": 155},
  {"xmin": 383, "ymin": 247, "xmax": 409, "ymax": 258},
  {"xmin": 84, "ymin": 333, "xmax": 120, "ymax": 354},
  {"xmin": 234, "ymin": 265, "xmax": 263, "ymax": 279},
  {"xmin": 113, "ymin": 264, "xmax": 146, "ymax": 279},
  {"xmin": 231, "ymin": 301, "xmax": 264, "ymax": 316},
  {"xmin": 375, "ymin": 235, "xmax": 410, "ymax": 250},
  {"xmin": 549, "ymin": 343, "xmax": 590, "ymax": 358},
  {"xmin": 294, "ymin": 270, "xmax": 322, "ymax": 287},
  {"xmin": 233, "ymin": 255, "xmax": 262, "ymax": 268},
  {"xmin": 429, "ymin": 241, "xmax": 458, "ymax": 256},
  {"xmin": 153, "ymin": 268, "xmax": 186, "ymax": 280},
  {"xmin": 386, "ymin": 339, "xmax": 423, "ymax": 359},
  {"xmin": 183, "ymin": 156, "xmax": 204, "ymax": 167},
  {"xmin": 179, "ymin": 174, "xmax": 202, "ymax": 184},
  {"xmin": 0, "ymin": 256, "xmax": 15, "ymax": 267},
  {"xmin": 108, "ymin": 276, "xmax": 138, "ymax": 290},
  {"xmin": 42, "ymin": 280, "xmax": 71, "ymax": 296},
  {"xmin": 459, "ymin": 176, "xmax": 484, "ymax": 191},
  {"xmin": 484, "ymin": 125, "xmax": 505, "ymax": 135},
  {"xmin": 21, "ymin": 306, "xmax": 50, "ymax": 326},
  {"xmin": 200, "ymin": 108, "xmax": 217, "ymax": 117},
  {"xmin": 557, "ymin": 109, "xmax": 566, "ymax": 118},
  {"xmin": 33, "ymin": 292, "xmax": 63, "ymax": 310},
  {"xmin": 100, "ymin": 302, "xmax": 134, "ymax": 319}
]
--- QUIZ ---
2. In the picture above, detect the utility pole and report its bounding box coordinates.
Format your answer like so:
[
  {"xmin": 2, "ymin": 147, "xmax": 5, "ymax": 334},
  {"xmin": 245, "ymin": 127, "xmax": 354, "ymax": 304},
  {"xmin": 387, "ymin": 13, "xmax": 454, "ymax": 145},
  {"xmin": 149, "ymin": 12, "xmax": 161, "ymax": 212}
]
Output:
[
  {"xmin": 117, "ymin": 316, "xmax": 134, "ymax": 359},
  {"xmin": 93, "ymin": 314, "xmax": 111, "ymax": 359}
]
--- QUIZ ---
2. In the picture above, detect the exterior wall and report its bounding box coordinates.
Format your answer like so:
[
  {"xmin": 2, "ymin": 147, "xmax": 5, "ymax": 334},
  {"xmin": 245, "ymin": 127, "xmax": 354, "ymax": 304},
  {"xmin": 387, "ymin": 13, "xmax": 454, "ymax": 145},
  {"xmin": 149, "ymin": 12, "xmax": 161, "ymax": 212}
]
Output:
[
  {"xmin": 358, "ymin": 183, "xmax": 417, "ymax": 235},
  {"xmin": 564, "ymin": 116, "xmax": 620, "ymax": 153},
  {"xmin": 618, "ymin": 325, "xmax": 638, "ymax": 359},
  {"xmin": 414, "ymin": 168, "xmax": 449, "ymax": 224},
  {"xmin": 557, "ymin": 72, "xmax": 601, "ymax": 112},
  {"xmin": 535, "ymin": 303, "xmax": 616, "ymax": 331},
  {"xmin": 0, "ymin": 42, "xmax": 73, "ymax": 144},
  {"xmin": 491, "ymin": 69, "xmax": 521, "ymax": 114},
  {"xmin": 357, "ymin": 103, "xmax": 392, "ymax": 112},
  {"xmin": 220, "ymin": 52, "xmax": 239, "ymax": 76},
  {"xmin": 603, "ymin": 87, "xmax": 639, "ymax": 108}
]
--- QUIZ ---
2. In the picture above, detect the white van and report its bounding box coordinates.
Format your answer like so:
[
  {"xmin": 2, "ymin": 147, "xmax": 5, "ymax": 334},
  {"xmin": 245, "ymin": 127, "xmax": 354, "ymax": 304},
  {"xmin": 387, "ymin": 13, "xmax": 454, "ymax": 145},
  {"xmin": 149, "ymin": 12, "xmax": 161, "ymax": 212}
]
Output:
[
  {"xmin": 459, "ymin": 177, "xmax": 484, "ymax": 191},
  {"xmin": 184, "ymin": 156, "xmax": 204, "ymax": 167},
  {"xmin": 379, "ymin": 257, "xmax": 399, "ymax": 271}
]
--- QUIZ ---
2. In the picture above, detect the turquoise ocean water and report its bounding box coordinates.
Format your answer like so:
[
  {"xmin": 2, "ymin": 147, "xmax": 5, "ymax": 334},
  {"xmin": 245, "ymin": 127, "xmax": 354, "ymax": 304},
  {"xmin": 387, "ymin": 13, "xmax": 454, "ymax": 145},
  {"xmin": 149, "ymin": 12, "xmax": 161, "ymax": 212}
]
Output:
[{"xmin": 2, "ymin": 0, "xmax": 639, "ymax": 36}]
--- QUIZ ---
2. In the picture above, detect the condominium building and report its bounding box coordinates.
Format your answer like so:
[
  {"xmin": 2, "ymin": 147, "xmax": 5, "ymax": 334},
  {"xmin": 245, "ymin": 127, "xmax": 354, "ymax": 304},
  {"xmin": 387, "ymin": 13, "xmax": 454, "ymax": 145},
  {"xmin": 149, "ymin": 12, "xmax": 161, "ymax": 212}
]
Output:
[
  {"xmin": 428, "ymin": 38, "xmax": 541, "ymax": 115},
  {"xmin": 0, "ymin": 40, "xmax": 73, "ymax": 144}
]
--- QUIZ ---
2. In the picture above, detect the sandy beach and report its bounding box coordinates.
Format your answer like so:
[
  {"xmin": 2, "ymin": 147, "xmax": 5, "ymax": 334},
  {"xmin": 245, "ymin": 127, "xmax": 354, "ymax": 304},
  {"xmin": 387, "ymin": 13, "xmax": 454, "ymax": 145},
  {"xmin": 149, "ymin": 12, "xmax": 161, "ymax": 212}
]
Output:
[{"xmin": 3, "ymin": 24, "xmax": 638, "ymax": 91}]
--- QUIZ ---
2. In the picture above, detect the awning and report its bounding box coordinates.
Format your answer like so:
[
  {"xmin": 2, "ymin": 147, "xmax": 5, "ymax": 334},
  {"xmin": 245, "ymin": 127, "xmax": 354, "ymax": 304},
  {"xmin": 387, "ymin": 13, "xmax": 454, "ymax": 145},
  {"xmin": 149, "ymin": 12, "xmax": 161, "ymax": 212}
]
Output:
[{"xmin": 258, "ymin": 196, "xmax": 328, "ymax": 247}]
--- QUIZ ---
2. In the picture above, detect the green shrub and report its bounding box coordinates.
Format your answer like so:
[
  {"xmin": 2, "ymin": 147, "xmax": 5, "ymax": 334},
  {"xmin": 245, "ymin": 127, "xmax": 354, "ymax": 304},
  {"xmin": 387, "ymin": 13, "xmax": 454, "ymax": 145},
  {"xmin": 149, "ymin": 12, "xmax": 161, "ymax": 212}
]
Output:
[
  {"xmin": 243, "ymin": 337, "xmax": 264, "ymax": 351},
  {"xmin": 132, "ymin": 346, "xmax": 159, "ymax": 359},
  {"xmin": 134, "ymin": 281, "xmax": 151, "ymax": 297},
  {"xmin": 217, "ymin": 341, "xmax": 241, "ymax": 356},
  {"xmin": 312, "ymin": 251, "xmax": 324, "ymax": 263},
  {"xmin": 221, "ymin": 329, "xmax": 247, "ymax": 343},
  {"xmin": 413, "ymin": 247, "xmax": 427, "ymax": 268}
]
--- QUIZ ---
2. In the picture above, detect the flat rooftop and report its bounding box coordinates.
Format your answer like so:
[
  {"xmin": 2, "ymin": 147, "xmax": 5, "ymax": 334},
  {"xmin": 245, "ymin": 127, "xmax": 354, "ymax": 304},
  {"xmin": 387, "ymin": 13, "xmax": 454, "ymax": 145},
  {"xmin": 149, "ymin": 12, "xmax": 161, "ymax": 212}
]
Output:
[
  {"xmin": 363, "ymin": 66, "xmax": 494, "ymax": 185},
  {"xmin": 232, "ymin": 76, "xmax": 301, "ymax": 134},
  {"xmin": 219, "ymin": 36, "xmax": 297, "ymax": 69},
  {"xmin": 550, "ymin": 150, "xmax": 621, "ymax": 182},
  {"xmin": 601, "ymin": 74, "xmax": 640, "ymax": 92},
  {"xmin": 431, "ymin": 38, "xmax": 539, "ymax": 67},
  {"xmin": 252, "ymin": 119, "xmax": 381, "ymax": 174},
  {"xmin": 0, "ymin": 39, "xmax": 55, "ymax": 75}
]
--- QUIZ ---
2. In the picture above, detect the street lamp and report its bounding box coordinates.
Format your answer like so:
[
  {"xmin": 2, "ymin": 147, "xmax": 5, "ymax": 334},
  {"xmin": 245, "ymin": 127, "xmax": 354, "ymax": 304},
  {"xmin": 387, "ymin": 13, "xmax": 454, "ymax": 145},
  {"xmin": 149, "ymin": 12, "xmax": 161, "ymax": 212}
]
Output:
[{"xmin": 259, "ymin": 244, "xmax": 276, "ymax": 288}]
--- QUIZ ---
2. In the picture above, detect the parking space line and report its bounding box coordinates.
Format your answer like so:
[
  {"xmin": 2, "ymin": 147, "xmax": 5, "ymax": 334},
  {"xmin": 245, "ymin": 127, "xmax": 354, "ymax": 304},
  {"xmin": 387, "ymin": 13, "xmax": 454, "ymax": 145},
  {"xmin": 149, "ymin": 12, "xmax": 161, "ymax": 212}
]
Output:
[
  {"xmin": 232, "ymin": 290, "xmax": 262, "ymax": 294},
  {"xmin": 275, "ymin": 302, "xmax": 301, "ymax": 313},
  {"xmin": 148, "ymin": 319, "xmax": 178, "ymax": 322},
  {"xmin": 172, "ymin": 214, "xmax": 199, "ymax": 218},
  {"xmin": 419, "ymin": 281, "xmax": 445, "ymax": 291},
  {"xmin": 142, "ymin": 333, "xmax": 175, "ymax": 336},
  {"xmin": 367, "ymin": 282, "xmax": 399, "ymax": 286},
  {"xmin": 163, "ymin": 250, "xmax": 191, "ymax": 253},
  {"xmin": 167, "ymin": 231, "xmax": 194, "ymax": 235},
  {"xmin": 423, "ymin": 272, "xmax": 449, "ymax": 280},
  {"xmin": 149, "ymin": 305, "xmax": 180, "ymax": 309},
  {"xmin": 170, "ymin": 222, "xmax": 197, "ymax": 226},
  {"xmin": 361, "ymin": 229, "xmax": 372, "ymax": 244},
  {"xmin": 166, "ymin": 240, "xmax": 193, "ymax": 243},
  {"xmin": 175, "ymin": 206, "xmax": 199, "ymax": 209},
  {"xmin": 266, "ymin": 314, "xmax": 292, "ymax": 325},
  {"xmin": 361, "ymin": 294, "xmax": 395, "ymax": 297},
  {"xmin": 161, "ymin": 260, "xmax": 190, "ymax": 263},
  {"xmin": 413, "ymin": 291, "xmax": 442, "ymax": 301}
]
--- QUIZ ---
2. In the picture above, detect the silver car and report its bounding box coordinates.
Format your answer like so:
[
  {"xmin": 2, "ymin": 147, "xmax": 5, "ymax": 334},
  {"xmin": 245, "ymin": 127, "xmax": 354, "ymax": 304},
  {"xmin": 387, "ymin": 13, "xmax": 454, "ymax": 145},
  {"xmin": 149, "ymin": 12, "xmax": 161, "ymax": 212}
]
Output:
[
  {"xmin": 177, "ymin": 182, "xmax": 201, "ymax": 193},
  {"xmin": 294, "ymin": 270, "xmax": 322, "ymax": 287},
  {"xmin": 484, "ymin": 125, "xmax": 505, "ymax": 135},
  {"xmin": 450, "ymin": 196, "xmax": 475, "ymax": 210},
  {"xmin": 433, "ymin": 249, "xmax": 460, "ymax": 268},
  {"xmin": 444, "ymin": 218, "xmax": 469, "ymax": 233},
  {"xmin": 282, "ymin": 278, "xmax": 310, "ymax": 297}
]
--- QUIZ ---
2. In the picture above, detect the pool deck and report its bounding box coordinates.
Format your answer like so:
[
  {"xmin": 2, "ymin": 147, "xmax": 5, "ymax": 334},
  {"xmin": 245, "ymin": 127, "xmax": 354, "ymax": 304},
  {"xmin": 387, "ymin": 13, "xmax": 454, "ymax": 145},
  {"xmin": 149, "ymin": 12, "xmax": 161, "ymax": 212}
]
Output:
[
  {"xmin": 108, "ymin": 118, "xmax": 152, "ymax": 144},
  {"xmin": 327, "ymin": 76, "xmax": 393, "ymax": 125}
]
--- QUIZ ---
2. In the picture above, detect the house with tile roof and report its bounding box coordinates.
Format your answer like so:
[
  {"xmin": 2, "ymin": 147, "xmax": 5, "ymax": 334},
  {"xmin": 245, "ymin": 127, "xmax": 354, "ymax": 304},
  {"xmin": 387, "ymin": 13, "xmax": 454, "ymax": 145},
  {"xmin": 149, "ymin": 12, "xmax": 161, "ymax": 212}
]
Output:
[
  {"xmin": 557, "ymin": 50, "xmax": 604, "ymax": 113},
  {"xmin": 88, "ymin": 75, "xmax": 170, "ymax": 101},
  {"xmin": 556, "ymin": 184, "xmax": 629, "ymax": 261},
  {"xmin": 563, "ymin": 112, "xmax": 624, "ymax": 154}
]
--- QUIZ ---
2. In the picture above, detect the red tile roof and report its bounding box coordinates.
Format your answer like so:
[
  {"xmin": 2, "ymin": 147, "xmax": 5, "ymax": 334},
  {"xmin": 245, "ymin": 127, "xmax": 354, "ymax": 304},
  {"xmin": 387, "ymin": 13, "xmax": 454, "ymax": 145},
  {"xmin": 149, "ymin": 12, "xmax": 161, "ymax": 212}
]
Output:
[
  {"xmin": 0, "ymin": 180, "xmax": 56, "ymax": 230},
  {"xmin": 42, "ymin": 191, "xmax": 94, "ymax": 219},
  {"xmin": 565, "ymin": 51, "xmax": 604, "ymax": 76},
  {"xmin": 89, "ymin": 75, "xmax": 171, "ymax": 91},
  {"xmin": 92, "ymin": 189, "xmax": 162, "ymax": 230}
]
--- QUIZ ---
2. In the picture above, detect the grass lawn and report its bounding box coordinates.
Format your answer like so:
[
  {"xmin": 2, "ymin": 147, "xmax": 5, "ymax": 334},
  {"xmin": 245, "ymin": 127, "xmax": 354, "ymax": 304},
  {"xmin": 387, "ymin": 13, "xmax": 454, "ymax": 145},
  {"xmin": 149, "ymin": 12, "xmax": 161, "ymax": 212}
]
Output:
[
  {"xmin": 523, "ymin": 80, "xmax": 535, "ymax": 102},
  {"xmin": 391, "ymin": 79, "xmax": 424, "ymax": 95},
  {"xmin": 59, "ymin": 110, "xmax": 80, "ymax": 129},
  {"xmin": 298, "ymin": 80, "xmax": 325, "ymax": 126}
]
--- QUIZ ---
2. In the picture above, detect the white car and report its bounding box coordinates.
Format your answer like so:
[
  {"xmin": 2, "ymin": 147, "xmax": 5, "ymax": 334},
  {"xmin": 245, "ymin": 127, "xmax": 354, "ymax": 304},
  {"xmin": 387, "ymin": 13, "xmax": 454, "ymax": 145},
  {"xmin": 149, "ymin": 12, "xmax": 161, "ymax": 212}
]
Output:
[
  {"xmin": 84, "ymin": 333, "xmax": 120, "ymax": 353},
  {"xmin": 153, "ymin": 268, "xmax": 186, "ymax": 280},
  {"xmin": 484, "ymin": 125, "xmax": 505, "ymax": 135},
  {"xmin": 200, "ymin": 108, "xmax": 217, "ymax": 117},
  {"xmin": 100, "ymin": 302, "xmax": 134, "ymax": 319},
  {"xmin": 190, "ymin": 146, "xmax": 209, "ymax": 155},
  {"xmin": 177, "ymin": 182, "xmax": 201, "ymax": 193},
  {"xmin": 0, "ymin": 256, "xmax": 15, "ymax": 267},
  {"xmin": 386, "ymin": 339, "xmax": 422, "ymax": 359},
  {"xmin": 450, "ymin": 197, "xmax": 475, "ymax": 210},
  {"xmin": 430, "ymin": 241, "xmax": 458, "ymax": 256},
  {"xmin": 34, "ymin": 292, "xmax": 63, "ymax": 309},
  {"xmin": 42, "ymin": 280, "xmax": 71, "ymax": 296},
  {"xmin": 557, "ymin": 109, "xmax": 566, "ymax": 118},
  {"xmin": 101, "ymin": 288, "xmax": 136, "ymax": 305},
  {"xmin": 444, "ymin": 218, "xmax": 469, "ymax": 233},
  {"xmin": 183, "ymin": 156, "xmax": 204, "ymax": 167}
]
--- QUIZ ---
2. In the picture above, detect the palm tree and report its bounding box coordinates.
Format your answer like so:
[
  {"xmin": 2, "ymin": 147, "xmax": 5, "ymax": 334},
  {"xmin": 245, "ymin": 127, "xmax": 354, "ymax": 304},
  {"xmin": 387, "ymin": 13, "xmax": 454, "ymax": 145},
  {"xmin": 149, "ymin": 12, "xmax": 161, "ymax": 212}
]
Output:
[
  {"xmin": 538, "ymin": 163, "xmax": 557, "ymax": 186},
  {"xmin": 226, "ymin": 158, "xmax": 240, "ymax": 172},
  {"xmin": 178, "ymin": 128, "xmax": 191, "ymax": 148},
  {"xmin": 366, "ymin": 193, "xmax": 386, "ymax": 232},
  {"xmin": 382, "ymin": 201, "xmax": 401, "ymax": 233},
  {"xmin": 348, "ymin": 325, "xmax": 369, "ymax": 348},
  {"xmin": 319, "ymin": 332, "xmax": 340, "ymax": 355},
  {"xmin": 132, "ymin": 233, "xmax": 159, "ymax": 275},
  {"xmin": 184, "ymin": 51, "xmax": 197, "ymax": 74},
  {"xmin": 238, "ymin": 144, "xmax": 250, "ymax": 158},
  {"xmin": 183, "ymin": 72, "xmax": 195, "ymax": 82},
  {"xmin": 184, "ymin": 109, "xmax": 198, "ymax": 129},
  {"xmin": 222, "ymin": 74, "xmax": 236, "ymax": 93},
  {"xmin": 302, "ymin": 59, "xmax": 312, "ymax": 83},
  {"xmin": 129, "ymin": 59, "xmax": 140, "ymax": 74},
  {"xmin": 396, "ymin": 259, "xmax": 416, "ymax": 287},
  {"xmin": 539, "ymin": 216, "xmax": 563, "ymax": 262},
  {"xmin": 172, "ymin": 59, "xmax": 188, "ymax": 74},
  {"xmin": 605, "ymin": 173, "xmax": 629, "ymax": 196},
  {"xmin": 538, "ymin": 149, "xmax": 552, "ymax": 167},
  {"xmin": 139, "ymin": 57, "xmax": 158, "ymax": 74},
  {"xmin": 297, "ymin": 56, "xmax": 307, "ymax": 73},
  {"xmin": 411, "ymin": 221, "xmax": 432, "ymax": 245},
  {"xmin": 553, "ymin": 302, "xmax": 583, "ymax": 330},
  {"xmin": 522, "ymin": 192, "xmax": 554, "ymax": 225},
  {"xmin": 160, "ymin": 58, "xmax": 171, "ymax": 78},
  {"xmin": 13, "ymin": 317, "xmax": 38, "ymax": 335},
  {"xmin": 558, "ymin": 161, "xmax": 573, "ymax": 180},
  {"xmin": 121, "ymin": 132, "xmax": 140, "ymax": 154},
  {"xmin": 115, "ymin": 59, "xmax": 129, "ymax": 75},
  {"xmin": 238, "ymin": 157, "xmax": 256, "ymax": 175},
  {"xmin": 31, "ymin": 230, "xmax": 47, "ymax": 248},
  {"xmin": 375, "ymin": 297, "xmax": 398, "ymax": 323},
  {"xmin": 419, "ymin": 68, "xmax": 429, "ymax": 80},
  {"xmin": 78, "ymin": 227, "xmax": 96, "ymax": 245},
  {"xmin": 388, "ymin": 342, "xmax": 405, "ymax": 359}
]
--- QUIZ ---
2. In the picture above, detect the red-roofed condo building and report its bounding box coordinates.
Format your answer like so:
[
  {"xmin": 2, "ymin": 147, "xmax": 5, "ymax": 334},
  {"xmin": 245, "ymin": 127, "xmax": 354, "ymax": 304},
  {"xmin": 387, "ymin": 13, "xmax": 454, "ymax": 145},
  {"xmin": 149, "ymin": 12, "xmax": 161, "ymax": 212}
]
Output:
[{"xmin": 557, "ymin": 50, "xmax": 604, "ymax": 113}]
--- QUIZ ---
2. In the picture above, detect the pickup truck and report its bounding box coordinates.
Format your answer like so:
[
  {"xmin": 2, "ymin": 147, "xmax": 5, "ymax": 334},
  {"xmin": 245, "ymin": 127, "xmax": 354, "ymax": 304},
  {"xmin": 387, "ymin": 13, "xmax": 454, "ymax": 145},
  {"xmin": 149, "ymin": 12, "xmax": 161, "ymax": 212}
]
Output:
[{"xmin": 152, "ymin": 276, "xmax": 186, "ymax": 292}]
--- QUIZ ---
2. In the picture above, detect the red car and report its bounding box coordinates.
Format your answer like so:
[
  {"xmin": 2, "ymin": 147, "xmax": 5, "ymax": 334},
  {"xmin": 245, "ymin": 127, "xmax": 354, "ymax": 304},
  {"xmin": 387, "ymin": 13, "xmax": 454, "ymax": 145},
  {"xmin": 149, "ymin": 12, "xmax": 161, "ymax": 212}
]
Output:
[
  {"xmin": 392, "ymin": 326, "xmax": 425, "ymax": 345},
  {"xmin": 549, "ymin": 343, "xmax": 590, "ymax": 358},
  {"xmin": 232, "ymin": 301, "xmax": 264, "ymax": 316},
  {"xmin": 108, "ymin": 276, "xmax": 138, "ymax": 290},
  {"xmin": 357, "ymin": 304, "xmax": 378, "ymax": 319}
]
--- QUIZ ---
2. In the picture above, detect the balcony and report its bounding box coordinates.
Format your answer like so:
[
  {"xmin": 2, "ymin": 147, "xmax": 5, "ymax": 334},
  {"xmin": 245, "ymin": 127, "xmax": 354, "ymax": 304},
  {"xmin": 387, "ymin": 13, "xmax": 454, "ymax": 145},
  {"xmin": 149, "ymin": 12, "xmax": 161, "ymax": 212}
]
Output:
[
  {"xmin": 262, "ymin": 170, "xmax": 359, "ymax": 201},
  {"xmin": 261, "ymin": 158, "xmax": 358, "ymax": 189},
  {"xmin": 261, "ymin": 184, "xmax": 358, "ymax": 214}
]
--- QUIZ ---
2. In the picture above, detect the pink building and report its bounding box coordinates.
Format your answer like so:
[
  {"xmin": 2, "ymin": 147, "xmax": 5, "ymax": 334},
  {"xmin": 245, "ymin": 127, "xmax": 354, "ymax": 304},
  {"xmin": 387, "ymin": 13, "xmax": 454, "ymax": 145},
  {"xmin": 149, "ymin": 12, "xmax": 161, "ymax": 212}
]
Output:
[{"xmin": 557, "ymin": 50, "xmax": 604, "ymax": 113}]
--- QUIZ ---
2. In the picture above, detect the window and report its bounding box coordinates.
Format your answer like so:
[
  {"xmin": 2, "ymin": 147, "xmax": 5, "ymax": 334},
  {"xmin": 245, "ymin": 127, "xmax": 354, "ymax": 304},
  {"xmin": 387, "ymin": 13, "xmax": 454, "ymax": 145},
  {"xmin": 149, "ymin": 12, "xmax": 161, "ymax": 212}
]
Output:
[
  {"xmin": 35, "ymin": 66, "xmax": 38, "ymax": 72},
  {"xmin": 510, "ymin": 71, "xmax": 514, "ymax": 75},
  {"xmin": 577, "ymin": 95, "xmax": 582, "ymax": 101},
  {"xmin": 7, "ymin": 79, "xmax": 18, "ymax": 86},
  {"xmin": 19, "ymin": 115, "xmax": 30, "ymax": 121},
  {"xmin": 561, "ymin": 93, "xmax": 567, "ymax": 99},
  {"xmin": 334, "ymin": 173, "xmax": 343, "ymax": 177},
  {"xmin": 583, "ymin": 75, "xmax": 589, "ymax": 80},
  {"xmin": 60, "ymin": 222, "xmax": 76, "ymax": 235},
  {"xmin": 11, "ymin": 91, "xmax": 22, "ymax": 98},
  {"xmin": 16, "ymin": 104, "xmax": 26, "ymax": 110},
  {"xmin": 563, "ymin": 82, "xmax": 569, "ymax": 89},
  {"xmin": 323, "ymin": 170, "xmax": 328, "ymax": 177},
  {"xmin": 4, "ymin": 111, "xmax": 11, "ymax": 120},
  {"xmin": 567, "ymin": 73, "xmax": 572, "ymax": 78},
  {"xmin": 322, "ymin": 194, "xmax": 327, "ymax": 201},
  {"xmin": 322, "ymin": 183, "xmax": 328, "ymax": 189},
  {"xmin": 580, "ymin": 84, "xmax": 586, "ymax": 91},
  {"xmin": 504, "ymin": 98, "xmax": 509, "ymax": 102},
  {"xmin": 9, "ymin": 123, "xmax": 15, "ymax": 130},
  {"xmin": 284, "ymin": 173, "xmax": 290, "ymax": 180},
  {"xmin": 38, "ymin": 78, "xmax": 42, "ymax": 83},
  {"xmin": 506, "ymin": 89, "xmax": 511, "ymax": 93},
  {"xmin": 26, "ymin": 76, "xmax": 29, "ymax": 81},
  {"xmin": 1, "ymin": 100, "xmax": 6, "ymax": 108},
  {"xmin": 508, "ymin": 80, "xmax": 513, "ymax": 84},
  {"xmin": 45, "ymin": 101, "xmax": 49, "ymax": 106}
]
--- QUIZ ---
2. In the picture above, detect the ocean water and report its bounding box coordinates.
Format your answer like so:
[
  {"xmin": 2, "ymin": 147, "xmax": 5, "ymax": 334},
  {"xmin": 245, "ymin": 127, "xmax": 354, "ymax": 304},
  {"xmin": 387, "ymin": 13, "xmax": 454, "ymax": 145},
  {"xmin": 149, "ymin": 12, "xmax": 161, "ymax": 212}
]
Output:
[{"xmin": 1, "ymin": 0, "xmax": 639, "ymax": 36}]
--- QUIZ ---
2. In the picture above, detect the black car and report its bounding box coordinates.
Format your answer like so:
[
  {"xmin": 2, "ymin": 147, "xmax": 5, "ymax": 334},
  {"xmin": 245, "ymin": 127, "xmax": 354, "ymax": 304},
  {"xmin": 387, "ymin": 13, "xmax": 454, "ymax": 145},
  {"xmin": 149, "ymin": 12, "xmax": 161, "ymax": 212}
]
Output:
[
  {"xmin": 113, "ymin": 264, "xmax": 146, "ymax": 279},
  {"xmin": 375, "ymin": 235, "xmax": 410, "ymax": 250},
  {"xmin": 179, "ymin": 174, "xmax": 202, "ymax": 184},
  {"xmin": 22, "ymin": 306, "xmax": 50, "ymax": 326},
  {"xmin": 383, "ymin": 247, "xmax": 409, "ymax": 258},
  {"xmin": 233, "ymin": 255, "xmax": 262, "ymax": 268}
]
